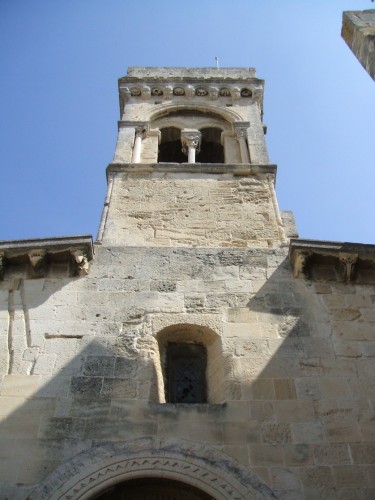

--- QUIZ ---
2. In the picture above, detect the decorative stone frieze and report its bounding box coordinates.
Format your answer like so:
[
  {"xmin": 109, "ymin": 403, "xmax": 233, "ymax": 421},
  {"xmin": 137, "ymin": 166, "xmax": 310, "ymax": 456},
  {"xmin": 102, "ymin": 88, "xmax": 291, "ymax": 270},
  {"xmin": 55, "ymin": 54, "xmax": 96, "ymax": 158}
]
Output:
[
  {"xmin": 130, "ymin": 87, "xmax": 141, "ymax": 96},
  {"xmin": 231, "ymin": 87, "xmax": 241, "ymax": 100},
  {"xmin": 241, "ymin": 88, "xmax": 252, "ymax": 97},
  {"xmin": 289, "ymin": 239, "xmax": 375, "ymax": 283},
  {"xmin": 141, "ymin": 86, "xmax": 151, "ymax": 99},
  {"xmin": 162, "ymin": 85, "xmax": 172, "ymax": 99},
  {"xmin": 209, "ymin": 86, "xmax": 219, "ymax": 100},
  {"xmin": 173, "ymin": 86, "xmax": 185, "ymax": 96},
  {"xmin": 185, "ymin": 85, "xmax": 195, "ymax": 99},
  {"xmin": 219, "ymin": 87, "xmax": 231, "ymax": 96},
  {"xmin": 0, "ymin": 235, "xmax": 93, "ymax": 280},
  {"xmin": 151, "ymin": 87, "xmax": 163, "ymax": 96}
]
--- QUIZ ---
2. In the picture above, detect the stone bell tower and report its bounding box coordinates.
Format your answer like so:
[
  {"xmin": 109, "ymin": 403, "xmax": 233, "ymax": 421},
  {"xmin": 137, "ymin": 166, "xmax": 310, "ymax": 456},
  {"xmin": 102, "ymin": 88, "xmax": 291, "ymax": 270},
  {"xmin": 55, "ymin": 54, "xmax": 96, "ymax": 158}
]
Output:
[
  {"xmin": 3, "ymin": 65, "xmax": 375, "ymax": 500},
  {"xmin": 97, "ymin": 67, "xmax": 291, "ymax": 248}
]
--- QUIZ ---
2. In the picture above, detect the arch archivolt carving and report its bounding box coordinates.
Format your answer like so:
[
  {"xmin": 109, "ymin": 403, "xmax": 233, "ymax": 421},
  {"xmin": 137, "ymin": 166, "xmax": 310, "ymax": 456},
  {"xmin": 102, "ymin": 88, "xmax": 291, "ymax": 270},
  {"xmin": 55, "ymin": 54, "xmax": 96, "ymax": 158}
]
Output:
[
  {"xmin": 28, "ymin": 438, "xmax": 276, "ymax": 500},
  {"xmin": 148, "ymin": 103, "xmax": 244, "ymax": 125}
]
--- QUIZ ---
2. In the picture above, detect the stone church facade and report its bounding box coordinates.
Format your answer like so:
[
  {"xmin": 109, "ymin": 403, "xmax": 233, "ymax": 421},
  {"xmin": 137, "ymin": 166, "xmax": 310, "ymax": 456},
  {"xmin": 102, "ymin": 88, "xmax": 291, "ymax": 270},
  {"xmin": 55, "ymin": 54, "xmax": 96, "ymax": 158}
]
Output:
[{"xmin": 1, "ymin": 67, "xmax": 375, "ymax": 499}]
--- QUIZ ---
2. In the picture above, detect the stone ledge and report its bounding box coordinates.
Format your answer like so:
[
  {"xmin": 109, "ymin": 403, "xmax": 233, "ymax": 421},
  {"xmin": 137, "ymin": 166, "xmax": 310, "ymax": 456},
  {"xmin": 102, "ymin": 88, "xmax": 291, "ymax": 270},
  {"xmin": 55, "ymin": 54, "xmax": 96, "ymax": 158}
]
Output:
[
  {"xmin": 106, "ymin": 162, "xmax": 277, "ymax": 178},
  {"xmin": 289, "ymin": 238, "xmax": 375, "ymax": 283},
  {"xmin": 0, "ymin": 235, "xmax": 94, "ymax": 280}
]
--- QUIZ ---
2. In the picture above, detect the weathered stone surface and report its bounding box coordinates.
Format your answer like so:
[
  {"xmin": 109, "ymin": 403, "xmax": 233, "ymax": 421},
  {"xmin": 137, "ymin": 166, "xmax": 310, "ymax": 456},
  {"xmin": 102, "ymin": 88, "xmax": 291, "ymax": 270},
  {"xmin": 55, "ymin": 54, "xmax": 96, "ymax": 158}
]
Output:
[
  {"xmin": 1, "ymin": 65, "xmax": 375, "ymax": 499},
  {"xmin": 342, "ymin": 10, "xmax": 375, "ymax": 81}
]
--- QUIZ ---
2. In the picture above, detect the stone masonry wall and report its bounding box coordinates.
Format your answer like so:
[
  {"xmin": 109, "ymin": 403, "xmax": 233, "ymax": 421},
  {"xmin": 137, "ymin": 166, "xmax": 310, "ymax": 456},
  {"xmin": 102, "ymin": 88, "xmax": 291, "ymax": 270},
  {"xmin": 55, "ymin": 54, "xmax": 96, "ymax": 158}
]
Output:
[
  {"xmin": 342, "ymin": 10, "xmax": 375, "ymax": 81},
  {"xmin": 1, "ymin": 245, "xmax": 375, "ymax": 498},
  {"xmin": 103, "ymin": 173, "xmax": 281, "ymax": 247}
]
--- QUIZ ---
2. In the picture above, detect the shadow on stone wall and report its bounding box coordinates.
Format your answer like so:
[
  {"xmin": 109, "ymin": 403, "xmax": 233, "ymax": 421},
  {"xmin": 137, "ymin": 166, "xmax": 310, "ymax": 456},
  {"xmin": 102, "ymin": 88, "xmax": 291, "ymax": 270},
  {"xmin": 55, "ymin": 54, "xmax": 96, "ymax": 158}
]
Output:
[{"xmin": 0, "ymin": 247, "xmax": 374, "ymax": 499}]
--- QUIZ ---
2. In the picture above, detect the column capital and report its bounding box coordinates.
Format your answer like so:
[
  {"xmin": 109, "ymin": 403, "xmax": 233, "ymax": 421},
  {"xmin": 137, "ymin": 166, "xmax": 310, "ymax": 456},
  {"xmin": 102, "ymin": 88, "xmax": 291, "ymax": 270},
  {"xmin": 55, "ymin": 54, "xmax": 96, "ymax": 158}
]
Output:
[{"xmin": 181, "ymin": 129, "xmax": 202, "ymax": 155}]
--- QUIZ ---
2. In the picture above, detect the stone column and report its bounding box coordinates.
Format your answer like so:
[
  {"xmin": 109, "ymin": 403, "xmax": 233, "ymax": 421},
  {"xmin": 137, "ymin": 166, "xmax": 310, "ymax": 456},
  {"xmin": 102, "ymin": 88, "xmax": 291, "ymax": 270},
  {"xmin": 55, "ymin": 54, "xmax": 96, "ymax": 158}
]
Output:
[
  {"xmin": 132, "ymin": 127, "xmax": 146, "ymax": 163},
  {"xmin": 235, "ymin": 127, "xmax": 250, "ymax": 164},
  {"xmin": 181, "ymin": 129, "xmax": 202, "ymax": 163}
]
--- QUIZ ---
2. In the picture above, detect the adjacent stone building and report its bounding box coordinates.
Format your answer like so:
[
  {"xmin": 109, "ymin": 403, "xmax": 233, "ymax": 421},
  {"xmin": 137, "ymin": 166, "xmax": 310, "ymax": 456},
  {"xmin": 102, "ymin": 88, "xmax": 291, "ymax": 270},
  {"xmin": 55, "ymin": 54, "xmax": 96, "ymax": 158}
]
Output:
[
  {"xmin": 1, "ymin": 67, "xmax": 375, "ymax": 499},
  {"xmin": 342, "ymin": 10, "xmax": 375, "ymax": 80}
]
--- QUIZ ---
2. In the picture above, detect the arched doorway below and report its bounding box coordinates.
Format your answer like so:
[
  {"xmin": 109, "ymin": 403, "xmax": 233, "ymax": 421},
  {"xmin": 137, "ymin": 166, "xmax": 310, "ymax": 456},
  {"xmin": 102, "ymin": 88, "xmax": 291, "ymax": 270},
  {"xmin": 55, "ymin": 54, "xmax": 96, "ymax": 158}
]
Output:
[{"xmin": 92, "ymin": 477, "xmax": 214, "ymax": 500}]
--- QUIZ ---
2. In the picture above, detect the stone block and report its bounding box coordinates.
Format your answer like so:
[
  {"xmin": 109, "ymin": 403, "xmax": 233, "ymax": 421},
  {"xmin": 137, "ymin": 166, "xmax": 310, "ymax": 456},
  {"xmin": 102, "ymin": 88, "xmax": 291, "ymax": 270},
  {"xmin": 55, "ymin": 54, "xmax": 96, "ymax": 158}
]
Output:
[
  {"xmin": 70, "ymin": 376, "xmax": 103, "ymax": 397},
  {"xmin": 297, "ymin": 466, "xmax": 335, "ymax": 489},
  {"xmin": 248, "ymin": 444, "xmax": 285, "ymax": 466},
  {"xmin": 261, "ymin": 423, "xmax": 291, "ymax": 445},
  {"xmin": 274, "ymin": 400, "xmax": 315, "ymax": 423},
  {"xmin": 270, "ymin": 467, "xmax": 301, "ymax": 492},
  {"xmin": 291, "ymin": 421, "xmax": 325, "ymax": 444},
  {"xmin": 1, "ymin": 375, "xmax": 41, "ymax": 397},
  {"xmin": 83, "ymin": 356, "xmax": 116, "ymax": 377},
  {"xmin": 284, "ymin": 444, "xmax": 313, "ymax": 466},
  {"xmin": 0, "ymin": 396, "xmax": 26, "ymax": 416},
  {"xmin": 325, "ymin": 422, "xmax": 361, "ymax": 444},
  {"xmin": 313, "ymin": 444, "xmax": 351, "ymax": 465},
  {"xmin": 222, "ymin": 422, "xmax": 260, "ymax": 444},
  {"xmin": 38, "ymin": 416, "xmax": 86, "ymax": 439},
  {"xmin": 248, "ymin": 378, "xmax": 275, "ymax": 400},
  {"xmin": 333, "ymin": 465, "xmax": 367, "ymax": 488},
  {"xmin": 351, "ymin": 443, "xmax": 375, "ymax": 464},
  {"xmin": 101, "ymin": 377, "xmax": 137, "ymax": 399},
  {"xmin": 274, "ymin": 379, "xmax": 297, "ymax": 400}
]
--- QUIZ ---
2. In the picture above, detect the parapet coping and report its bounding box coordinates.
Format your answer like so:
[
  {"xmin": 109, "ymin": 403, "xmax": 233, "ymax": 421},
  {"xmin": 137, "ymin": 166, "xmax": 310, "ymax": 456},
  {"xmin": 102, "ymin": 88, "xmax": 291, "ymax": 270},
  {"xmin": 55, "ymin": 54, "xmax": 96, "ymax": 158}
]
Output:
[
  {"xmin": 0, "ymin": 235, "xmax": 94, "ymax": 280},
  {"xmin": 122, "ymin": 66, "xmax": 258, "ymax": 81},
  {"xmin": 289, "ymin": 238, "xmax": 375, "ymax": 281},
  {"xmin": 0, "ymin": 235, "xmax": 94, "ymax": 259}
]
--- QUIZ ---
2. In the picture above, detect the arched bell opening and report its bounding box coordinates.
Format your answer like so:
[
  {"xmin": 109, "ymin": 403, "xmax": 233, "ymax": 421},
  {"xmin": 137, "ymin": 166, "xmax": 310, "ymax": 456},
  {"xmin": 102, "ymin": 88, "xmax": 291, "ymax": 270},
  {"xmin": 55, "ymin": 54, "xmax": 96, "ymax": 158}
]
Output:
[
  {"xmin": 91, "ymin": 477, "xmax": 213, "ymax": 500},
  {"xmin": 158, "ymin": 126, "xmax": 185, "ymax": 163},
  {"xmin": 197, "ymin": 127, "xmax": 224, "ymax": 163}
]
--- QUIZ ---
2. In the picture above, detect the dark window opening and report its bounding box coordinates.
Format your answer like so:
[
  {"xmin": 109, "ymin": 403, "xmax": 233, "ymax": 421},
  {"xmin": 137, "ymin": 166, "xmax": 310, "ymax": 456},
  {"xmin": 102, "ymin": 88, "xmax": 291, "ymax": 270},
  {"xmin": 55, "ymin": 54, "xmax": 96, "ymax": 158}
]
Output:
[
  {"xmin": 158, "ymin": 127, "xmax": 186, "ymax": 163},
  {"xmin": 166, "ymin": 343, "xmax": 207, "ymax": 403},
  {"xmin": 94, "ymin": 478, "xmax": 213, "ymax": 500},
  {"xmin": 196, "ymin": 127, "xmax": 224, "ymax": 163}
]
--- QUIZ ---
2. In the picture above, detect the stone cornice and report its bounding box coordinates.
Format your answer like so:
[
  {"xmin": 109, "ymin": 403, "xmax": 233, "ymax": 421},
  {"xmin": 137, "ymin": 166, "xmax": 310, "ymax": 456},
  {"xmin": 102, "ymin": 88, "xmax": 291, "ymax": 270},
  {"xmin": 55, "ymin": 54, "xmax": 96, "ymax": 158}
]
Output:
[
  {"xmin": 289, "ymin": 238, "xmax": 375, "ymax": 283},
  {"xmin": 106, "ymin": 162, "xmax": 277, "ymax": 178},
  {"xmin": 0, "ymin": 235, "xmax": 94, "ymax": 280}
]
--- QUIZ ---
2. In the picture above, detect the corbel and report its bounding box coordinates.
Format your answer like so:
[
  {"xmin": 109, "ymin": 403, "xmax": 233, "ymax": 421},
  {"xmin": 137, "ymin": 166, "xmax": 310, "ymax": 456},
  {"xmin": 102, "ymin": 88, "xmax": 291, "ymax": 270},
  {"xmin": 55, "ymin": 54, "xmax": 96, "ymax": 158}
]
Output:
[
  {"xmin": 293, "ymin": 251, "xmax": 312, "ymax": 279},
  {"xmin": 28, "ymin": 249, "xmax": 47, "ymax": 278},
  {"xmin": 339, "ymin": 252, "xmax": 358, "ymax": 282},
  {"xmin": 72, "ymin": 250, "xmax": 90, "ymax": 277}
]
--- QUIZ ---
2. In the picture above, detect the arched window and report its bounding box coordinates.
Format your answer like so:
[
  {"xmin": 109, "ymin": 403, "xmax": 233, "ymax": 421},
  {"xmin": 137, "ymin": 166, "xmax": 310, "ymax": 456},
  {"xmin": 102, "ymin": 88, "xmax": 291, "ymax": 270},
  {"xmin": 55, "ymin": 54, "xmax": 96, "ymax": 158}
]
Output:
[
  {"xmin": 197, "ymin": 127, "xmax": 224, "ymax": 163},
  {"xmin": 166, "ymin": 343, "xmax": 207, "ymax": 403},
  {"xmin": 158, "ymin": 127, "xmax": 185, "ymax": 163},
  {"xmin": 156, "ymin": 324, "xmax": 225, "ymax": 404}
]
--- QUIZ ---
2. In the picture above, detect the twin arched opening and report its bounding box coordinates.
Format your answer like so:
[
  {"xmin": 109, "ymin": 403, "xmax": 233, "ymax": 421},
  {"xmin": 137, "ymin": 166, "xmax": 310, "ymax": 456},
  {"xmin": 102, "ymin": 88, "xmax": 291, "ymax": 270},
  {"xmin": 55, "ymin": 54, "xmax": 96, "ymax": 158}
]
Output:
[
  {"xmin": 158, "ymin": 126, "xmax": 224, "ymax": 163},
  {"xmin": 141, "ymin": 107, "xmax": 248, "ymax": 165}
]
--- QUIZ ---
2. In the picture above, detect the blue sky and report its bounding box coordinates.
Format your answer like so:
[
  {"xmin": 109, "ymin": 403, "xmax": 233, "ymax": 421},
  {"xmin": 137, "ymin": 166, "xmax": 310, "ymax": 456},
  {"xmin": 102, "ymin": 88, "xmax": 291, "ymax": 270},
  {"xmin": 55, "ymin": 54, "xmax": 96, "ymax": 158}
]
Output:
[{"xmin": 0, "ymin": 0, "xmax": 374, "ymax": 243}]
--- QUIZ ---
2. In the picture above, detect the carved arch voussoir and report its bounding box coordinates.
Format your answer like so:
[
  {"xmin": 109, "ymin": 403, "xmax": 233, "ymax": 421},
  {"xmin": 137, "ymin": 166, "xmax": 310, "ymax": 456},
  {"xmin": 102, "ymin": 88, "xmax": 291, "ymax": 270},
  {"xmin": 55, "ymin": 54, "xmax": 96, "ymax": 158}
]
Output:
[
  {"xmin": 148, "ymin": 103, "xmax": 244, "ymax": 124},
  {"xmin": 28, "ymin": 438, "xmax": 276, "ymax": 500}
]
